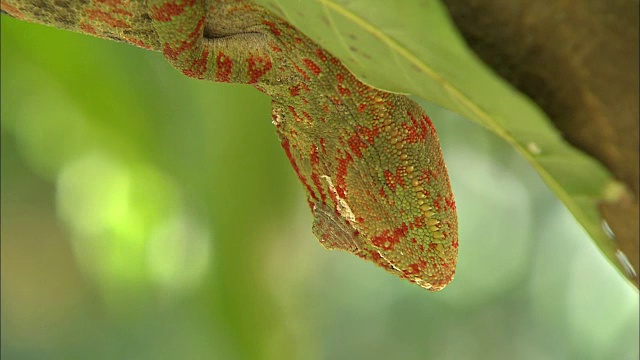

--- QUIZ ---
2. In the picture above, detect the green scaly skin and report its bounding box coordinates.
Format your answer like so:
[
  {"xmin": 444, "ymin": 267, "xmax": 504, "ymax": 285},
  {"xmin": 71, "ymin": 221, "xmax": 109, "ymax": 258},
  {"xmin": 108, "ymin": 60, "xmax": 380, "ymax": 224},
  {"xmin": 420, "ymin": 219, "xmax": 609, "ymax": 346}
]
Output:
[{"xmin": 2, "ymin": 0, "xmax": 458, "ymax": 291}]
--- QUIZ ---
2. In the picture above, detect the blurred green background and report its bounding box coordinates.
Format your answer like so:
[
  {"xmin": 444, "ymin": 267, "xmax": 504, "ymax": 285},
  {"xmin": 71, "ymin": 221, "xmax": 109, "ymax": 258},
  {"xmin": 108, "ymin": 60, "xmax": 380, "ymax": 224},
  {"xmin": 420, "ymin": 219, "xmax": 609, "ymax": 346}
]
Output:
[{"xmin": 1, "ymin": 16, "xmax": 638, "ymax": 360}]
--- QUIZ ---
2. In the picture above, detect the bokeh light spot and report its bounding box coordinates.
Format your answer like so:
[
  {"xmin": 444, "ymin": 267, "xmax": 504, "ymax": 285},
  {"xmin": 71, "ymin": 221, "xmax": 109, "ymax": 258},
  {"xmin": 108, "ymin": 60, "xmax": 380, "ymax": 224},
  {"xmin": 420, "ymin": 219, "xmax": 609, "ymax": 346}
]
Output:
[{"xmin": 147, "ymin": 213, "xmax": 212, "ymax": 294}]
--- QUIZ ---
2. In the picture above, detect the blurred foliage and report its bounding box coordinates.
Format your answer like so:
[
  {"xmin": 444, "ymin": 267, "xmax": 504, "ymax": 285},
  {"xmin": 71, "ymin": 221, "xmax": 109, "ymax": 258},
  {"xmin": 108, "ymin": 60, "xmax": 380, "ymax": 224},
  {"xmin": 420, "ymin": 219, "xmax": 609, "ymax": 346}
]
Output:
[{"xmin": 1, "ymin": 16, "xmax": 638, "ymax": 360}]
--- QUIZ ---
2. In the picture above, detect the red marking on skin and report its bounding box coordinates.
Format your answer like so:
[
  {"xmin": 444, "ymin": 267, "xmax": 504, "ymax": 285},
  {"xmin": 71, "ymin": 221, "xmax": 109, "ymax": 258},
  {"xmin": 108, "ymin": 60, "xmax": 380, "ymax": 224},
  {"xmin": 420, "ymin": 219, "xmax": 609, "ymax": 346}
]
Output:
[
  {"xmin": 215, "ymin": 51, "xmax": 233, "ymax": 82},
  {"xmin": 401, "ymin": 123, "xmax": 419, "ymax": 143},
  {"xmin": 358, "ymin": 104, "xmax": 367, "ymax": 113},
  {"xmin": 254, "ymin": 84, "xmax": 268, "ymax": 96},
  {"xmin": 290, "ymin": 85, "xmax": 301, "ymax": 97},
  {"xmin": 302, "ymin": 111, "xmax": 314, "ymax": 123},
  {"xmin": 270, "ymin": 45, "xmax": 283, "ymax": 52},
  {"xmin": 445, "ymin": 195, "xmax": 456, "ymax": 210},
  {"xmin": 247, "ymin": 52, "xmax": 272, "ymax": 84},
  {"xmin": 378, "ymin": 187, "xmax": 386, "ymax": 198},
  {"xmin": 113, "ymin": 8, "xmax": 132, "ymax": 16},
  {"xmin": 337, "ymin": 85, "xmax": 351, "ymax": 97},
  {"xmin": 368, "ymin": 250, "xmax": 382, "ymax": 262},
  {"xmin": 433, "ymin": 200, "xmax": 442, "ymax": 212},
  {"xmin": 316, "ymin": 49, "xmax": 328, "ymax": 62},
  {"xmin": 149, "ymin": 0, "xmax": 196, "ymax": 22},
  {"xmin": 302, "ymin": 58, "xmax": 321, "ymax": 76},
  {"xmin": 294, "ymin": 37, "xmax": 303, "ymax": 44},
  {"xmin": 351, "ymin": 82, "xmax": 369, "ymax": 96},
  {"xmin": 356, "ymin": 217, "xmax": 365, "ymax": 223},
  {"xmin": 281, "ymin": 138, "xmax": 318, "ymax": 207},
  {"xmin": 94, "ymin": 0, "xmax": 133, "ymax": 16},
  {"xmin": 384, "ymin": 167, "xmax": 407, "ymax": 190},
  {"xmin": 262, "ymin": 20, "xmax": 282, "ymax": 36},
  {"xmin": 330, "ymin": 57, "xmax": 341, "ymax": 66},
  {"xmin": 406, "ymin": 111, "xmax": 429, "ymax": 142},
  {"xmin": 335, "ymin": 151, "xmax": 354, "ymax": 198},
  {"xmin": 429, "ymin": 169, "xmax": 438, "ymax": 182},
  {"xmin": 309, "ymin": 145, "xmax": 327, "ymax": 202},
  {"xmin": 293, "ymin": 64, "xmax": 310, "ymax": 81},
  {"xmin": 404, "ymin": 259, "xmax": 428, "ymax": 276},
  {"xmin": 384, "ymin": 170, "xmax": 397, "ymax": 190},
  {"xmin": 395, "ymin": 167, "xmax": 407, "ymax": 187},
  {"xmin": 125, "ymin": 37, "xmax": 152, "ymax": 49},
  {"xmin": 347, "ymin": 132, "xmax": 367, "ymax": 158},
  {"xmin": 423, "ymin": 114, "xmax": 437, "ymax": 135},
  {"xmin": 329, "ymin": 96, "xmax": 343, "ymax": 106},
  {"xmin": 163, "ymin": 16, "xmax": 204, "ymax": 61},
  {"xmin": 300, "ymin": 83, "xmax": 310, "ymax": 92},
  {"xmin": 80, "ymin": 22, "xmax": 98, "ymax": 35},
  {"xmin": 371, "ymin": 223, "xmax": 408, "ymax": 250},
  {"xmin": 226, "ymin": 3, "xmax": 252, "ymax": 13},
  {"xmin": 85, "ymin": 9, "xmax": 130, "ymax": 28},
  {"xmin": 1, "ymin": 1, "xmax": 25, "ymax": 19},
  {"xmin": 322, "ymin": 104, "xmax": 331, "ymax": 113},
  {"xmin": 319, "ymin": 138, "xmax": 327, "ymax": 154},
  {"xmin": 419, "ymin": 169, "xmax": 430, "ymax": 183},
  {"xmin": 355, "ymin": 252, "xmax": 367, "ymax": 260},
  {"xmin": 317, "ymin": 222, "xmax": 332, "ymax": 242},
  {"xmin": 357, "ymin": 125, "xmax": 380, "ymax": 144},
  {"xmin": 365, "ymin": 190, "xmax": 379, "ymax": 204},
  {"xmin": 182, "ymin": 48, "xmax": 208, "ymax": 78},
  {"xmin": 95, "ymin": 0, "xmax": 120, "ymax": 6},
  {"xmin": 310, "ymin": 144, "xmax": 320, "ymax": 166},
  {"xmin": 410, "ymin": 215, "xmax": 426, "ymax": 230},
  {"xmin": 288, "ymin": 106, "xmax": 303, "ymax": 122},
  {"xmin": 325, "ymin": 181, "xmax": 340, "ymax": 209}
]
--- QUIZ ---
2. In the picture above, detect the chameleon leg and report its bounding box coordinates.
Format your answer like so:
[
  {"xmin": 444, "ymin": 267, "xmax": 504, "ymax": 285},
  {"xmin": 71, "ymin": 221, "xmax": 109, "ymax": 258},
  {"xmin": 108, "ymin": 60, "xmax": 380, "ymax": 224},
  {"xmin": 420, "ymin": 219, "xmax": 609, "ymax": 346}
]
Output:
[{"xmin": 148, "ymin": 0, "xmax": 275, "ymax": 84}]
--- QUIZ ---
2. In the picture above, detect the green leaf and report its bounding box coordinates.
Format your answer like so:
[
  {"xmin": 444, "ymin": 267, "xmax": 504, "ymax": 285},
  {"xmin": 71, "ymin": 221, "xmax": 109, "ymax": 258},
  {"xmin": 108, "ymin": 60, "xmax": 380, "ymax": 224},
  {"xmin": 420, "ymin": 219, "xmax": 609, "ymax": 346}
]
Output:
[{"xmin": 255, "ymin": 0, "xmax": 633, "ymax": 285}]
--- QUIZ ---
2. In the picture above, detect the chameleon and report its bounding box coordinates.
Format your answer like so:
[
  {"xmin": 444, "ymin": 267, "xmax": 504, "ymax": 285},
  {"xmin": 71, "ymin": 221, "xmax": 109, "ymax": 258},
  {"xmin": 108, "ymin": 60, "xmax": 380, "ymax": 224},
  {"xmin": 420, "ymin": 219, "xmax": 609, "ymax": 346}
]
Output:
[{"xmin": 2, "ymin": 0, "xmax": 459, "ymax": 291}]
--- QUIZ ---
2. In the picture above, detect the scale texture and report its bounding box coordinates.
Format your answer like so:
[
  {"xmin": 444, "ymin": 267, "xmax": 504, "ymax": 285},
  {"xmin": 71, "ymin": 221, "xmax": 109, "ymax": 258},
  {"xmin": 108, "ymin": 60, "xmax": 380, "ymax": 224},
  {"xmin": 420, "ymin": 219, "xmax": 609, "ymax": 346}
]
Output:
[{"xmin": 2, "ymin": 0, "xmax": 459, "ymax": 290}]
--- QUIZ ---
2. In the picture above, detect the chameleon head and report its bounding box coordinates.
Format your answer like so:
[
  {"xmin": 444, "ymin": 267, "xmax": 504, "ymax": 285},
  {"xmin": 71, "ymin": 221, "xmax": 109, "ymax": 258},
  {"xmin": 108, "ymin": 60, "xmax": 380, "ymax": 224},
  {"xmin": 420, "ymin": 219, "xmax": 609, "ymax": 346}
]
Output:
[
  {"xmin": 268, "ymin": 51, "xmax": 458, "ymax": 291},
  {"xmin": 306, "ymin": 96, "xmax": 459, "ymax": 291},
  {"xmin": 311, "ymin": 157, "xmax": 458, "ymax": 291},
  {"xmin": 337, "ymin": 155, "xmax": 458, "ymax": 292}
]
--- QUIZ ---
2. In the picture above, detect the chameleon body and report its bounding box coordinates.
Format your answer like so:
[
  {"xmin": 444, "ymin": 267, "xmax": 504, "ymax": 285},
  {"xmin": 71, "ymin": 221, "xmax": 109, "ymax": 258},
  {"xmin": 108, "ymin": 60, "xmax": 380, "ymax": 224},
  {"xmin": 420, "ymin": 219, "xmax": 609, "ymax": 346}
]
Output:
[{"xmin": 2, "ymin": 0, "xmax": 458, "ymax": 291}]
